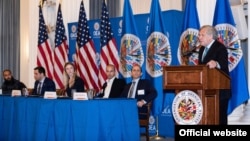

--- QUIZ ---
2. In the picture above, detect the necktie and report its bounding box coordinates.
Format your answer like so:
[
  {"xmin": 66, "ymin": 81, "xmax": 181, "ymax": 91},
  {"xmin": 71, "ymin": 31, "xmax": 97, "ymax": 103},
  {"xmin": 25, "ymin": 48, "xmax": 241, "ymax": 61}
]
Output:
[
  {"xmin": 102, "ymin": 82, "xmax": 107, "ymax": 95},
  {"xmin": 37, "ymin": 82, "xmax": 42, "ymax": 95},
  {"xmin": 102, "ymin": 82, "xmax": 107, "ymax": 90},
  {"xmin": 202, "ymin": 47, "xmax": 209, "ymax": 61},
  {"xmin": 128, "ymin": 81, "xmax": 135, "ymax": 98}
]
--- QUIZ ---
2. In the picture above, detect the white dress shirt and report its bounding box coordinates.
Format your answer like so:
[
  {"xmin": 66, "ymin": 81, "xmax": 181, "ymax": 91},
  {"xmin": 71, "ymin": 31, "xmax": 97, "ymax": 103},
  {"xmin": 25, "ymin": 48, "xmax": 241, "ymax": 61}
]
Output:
[{"xmin": 103, "ymin": 77, "xmax": 115, "ymax": 98}]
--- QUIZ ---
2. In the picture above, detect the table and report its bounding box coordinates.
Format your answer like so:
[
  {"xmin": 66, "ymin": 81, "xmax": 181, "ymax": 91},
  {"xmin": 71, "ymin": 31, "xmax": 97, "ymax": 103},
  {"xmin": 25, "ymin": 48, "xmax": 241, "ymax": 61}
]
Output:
[{"xmin": 0, "ymin": 95, "xmax": 140, "ymax": 141}]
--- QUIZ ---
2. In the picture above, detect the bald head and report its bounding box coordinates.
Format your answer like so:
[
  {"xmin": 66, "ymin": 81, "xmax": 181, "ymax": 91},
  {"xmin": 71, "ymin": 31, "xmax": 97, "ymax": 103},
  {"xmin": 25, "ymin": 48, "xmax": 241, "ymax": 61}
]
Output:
[{"xmin": 106, "ymin": 64, "xmax": 116, "ymax": 79}]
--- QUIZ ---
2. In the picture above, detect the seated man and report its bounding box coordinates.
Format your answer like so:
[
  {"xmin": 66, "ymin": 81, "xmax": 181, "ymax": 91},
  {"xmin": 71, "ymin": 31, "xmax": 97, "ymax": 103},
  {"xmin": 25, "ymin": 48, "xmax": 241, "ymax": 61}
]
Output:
[
  {"xmin": 121, "ymin": 64, "xmax": 157, "ymax": 119},
  {"xmin": 1, "ymin": 69, "xmax": 27, "ymax": 94},
  {"xmin": 98, "ymin": 64, "xmax": 126, "ymax": 98},
  {"xmin": 32, "ymin": 66, "xmax": 56, "ymax": 96}
]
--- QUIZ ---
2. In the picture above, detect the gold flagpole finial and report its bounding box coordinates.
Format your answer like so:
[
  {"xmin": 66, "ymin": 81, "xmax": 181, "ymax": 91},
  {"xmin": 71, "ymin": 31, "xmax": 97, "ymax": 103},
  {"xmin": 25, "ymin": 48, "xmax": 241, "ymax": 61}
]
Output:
[{"xmin": 39, "ymin": 0, "xmax": 44, "ymax": 8}]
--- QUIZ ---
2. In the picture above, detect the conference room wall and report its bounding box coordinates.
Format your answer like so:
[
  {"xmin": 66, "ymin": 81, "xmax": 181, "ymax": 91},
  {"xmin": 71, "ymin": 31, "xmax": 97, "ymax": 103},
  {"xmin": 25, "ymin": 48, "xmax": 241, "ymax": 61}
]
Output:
[{"xmin": 20, "ymin": 0, "xmax": 247, "ymax": 90}]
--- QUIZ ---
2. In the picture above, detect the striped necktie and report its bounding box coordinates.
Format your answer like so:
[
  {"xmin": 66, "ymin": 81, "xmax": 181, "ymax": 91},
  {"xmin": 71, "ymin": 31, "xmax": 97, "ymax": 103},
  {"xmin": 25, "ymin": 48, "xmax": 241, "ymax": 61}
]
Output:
[
  {"xmin": 37, "ymin": 82, "xmax": 42, "ymax": 95},
  {"xmin": 128, "ymin": 81, "xmax": 135, "ymax": 98},
  {"xmin": 202, "ymin": 47, "xmax": 209, "ymax": 61}
]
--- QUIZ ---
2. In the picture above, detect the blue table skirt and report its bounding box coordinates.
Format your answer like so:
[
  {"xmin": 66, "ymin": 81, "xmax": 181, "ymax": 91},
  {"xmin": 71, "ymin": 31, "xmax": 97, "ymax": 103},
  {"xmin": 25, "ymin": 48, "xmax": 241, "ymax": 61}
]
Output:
[{"xmin": 0, "ymin": 95, "xmax": 140, "ymax": 141}]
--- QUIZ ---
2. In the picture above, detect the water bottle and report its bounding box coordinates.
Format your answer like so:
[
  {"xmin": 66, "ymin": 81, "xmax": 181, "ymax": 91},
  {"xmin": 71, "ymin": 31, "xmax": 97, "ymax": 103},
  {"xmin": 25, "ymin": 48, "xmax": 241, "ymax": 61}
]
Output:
[
  {"xmin": 22, "ymin": 88, "xmax": 29, "ymax": 97},
  {"xmin": 87, "ymin": 89, "xmax": 95, "ymax": 100}
]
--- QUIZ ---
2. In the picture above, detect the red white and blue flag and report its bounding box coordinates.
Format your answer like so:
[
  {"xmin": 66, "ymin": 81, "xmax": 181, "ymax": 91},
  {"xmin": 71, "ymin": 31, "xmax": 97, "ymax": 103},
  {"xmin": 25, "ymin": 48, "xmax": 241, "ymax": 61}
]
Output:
[
  {"xmin": 54, "ymin": 3, "xmax": 69, "ymax": 89},
  {"xmin": 75, "ymin": 1, "xmax": 99, "ymax": 90},
  {"xmin": 98, "ymin": 0, "xmax": 119, "ymax": 87},
  {"xmin": 37, "ymin": 5, "xmax": 54, "ymax": 79}
]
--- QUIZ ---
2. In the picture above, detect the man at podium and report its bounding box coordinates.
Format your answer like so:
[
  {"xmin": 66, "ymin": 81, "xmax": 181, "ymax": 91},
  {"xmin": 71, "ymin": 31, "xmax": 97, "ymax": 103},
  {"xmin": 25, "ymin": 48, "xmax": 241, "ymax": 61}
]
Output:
[{"xmin": 198, "ymin": 25, "xmax": 231, "ymax": 125}]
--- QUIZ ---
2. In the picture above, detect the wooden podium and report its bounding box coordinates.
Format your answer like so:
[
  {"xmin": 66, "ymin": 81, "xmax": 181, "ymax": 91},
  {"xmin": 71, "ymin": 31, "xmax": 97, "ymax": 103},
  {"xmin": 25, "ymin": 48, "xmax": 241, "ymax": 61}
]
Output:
[{"xmin": 163, "ymin": 65, "xmax": 230, "ymax": 125}]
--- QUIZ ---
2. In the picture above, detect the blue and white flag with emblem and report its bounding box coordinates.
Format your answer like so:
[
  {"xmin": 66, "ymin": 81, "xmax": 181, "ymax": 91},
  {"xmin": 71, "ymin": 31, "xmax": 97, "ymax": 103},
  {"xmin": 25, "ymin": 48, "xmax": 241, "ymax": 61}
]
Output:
[
  {"xmin": 177, "ymin": 0, "xmax": 200, "ymax": 66},
  {"xmin": 146, "ymin": 0, "xmax": 171, "ymax": 116},
  {"xmin": 213, "ymin": 0, "xmax": 249, "ymax": 114},
  {"xmin": 120, "ymin": 0, "xmax": 144, "ymax": 82}
]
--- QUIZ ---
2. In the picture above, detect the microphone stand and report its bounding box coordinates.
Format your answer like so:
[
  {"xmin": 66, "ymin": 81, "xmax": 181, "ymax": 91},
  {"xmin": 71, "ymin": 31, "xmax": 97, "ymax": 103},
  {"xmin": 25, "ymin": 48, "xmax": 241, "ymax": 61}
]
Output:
[
  {"xmin": 150, "ymin": 116, "xmax": 165, "ymax": 140},
  {"xmin": 181, "ymin": 46, "xmax": 200, "ymax": 65},
  {"xmin": 182, "ymin": 45, "xmax": 200, "ymax": 57}
]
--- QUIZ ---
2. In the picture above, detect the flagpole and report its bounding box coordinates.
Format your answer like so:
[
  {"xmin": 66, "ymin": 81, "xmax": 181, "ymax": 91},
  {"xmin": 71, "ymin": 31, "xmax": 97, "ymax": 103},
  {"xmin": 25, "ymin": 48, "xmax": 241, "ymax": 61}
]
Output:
[
  {"xmin": 39, "ymin": 0, "xmax": 43, "ymax": 7},
  {"xmin": 150, "ymin": 116, "xmax": 165, "ymax": 140}
]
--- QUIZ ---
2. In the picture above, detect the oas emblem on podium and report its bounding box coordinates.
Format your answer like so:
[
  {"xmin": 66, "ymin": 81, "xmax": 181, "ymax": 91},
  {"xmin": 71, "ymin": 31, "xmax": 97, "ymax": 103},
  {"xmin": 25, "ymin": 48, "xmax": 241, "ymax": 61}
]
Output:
[{"xmin": 172, "ymin": 90, "xmax": 203, "ymax": 125}]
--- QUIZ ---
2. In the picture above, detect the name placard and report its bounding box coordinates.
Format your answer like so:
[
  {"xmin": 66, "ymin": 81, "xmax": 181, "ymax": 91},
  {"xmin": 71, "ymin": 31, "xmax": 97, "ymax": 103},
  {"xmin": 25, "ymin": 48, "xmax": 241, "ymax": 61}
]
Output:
[
  {"xmin": 73, "ymin": 92, "xmax": 88, "ymax": 100},
  {"xmin": 11, "ymin": 90, "xmax": 21, "ymax": 97},
  {"xmin": 44, "ymin": 91, "xmax": 57, "ymax": 99}
]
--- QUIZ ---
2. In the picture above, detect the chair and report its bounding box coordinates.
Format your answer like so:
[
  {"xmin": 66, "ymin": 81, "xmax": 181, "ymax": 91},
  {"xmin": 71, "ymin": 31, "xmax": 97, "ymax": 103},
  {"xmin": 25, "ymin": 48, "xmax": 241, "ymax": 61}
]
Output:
[
  {"xmin": 139, "ymin": 102, "xmax": 152, "ymax": 141},
  {"xmin": 56, "ymin": 89, "xmax": 65, "ymax": 96},
  {"xmin": 27, "ymin": 88, "xmax": 65, "ymax": 96},
  {"xmin": 27, "ymin": 88, "xmax": 34, "ymax": 95}
]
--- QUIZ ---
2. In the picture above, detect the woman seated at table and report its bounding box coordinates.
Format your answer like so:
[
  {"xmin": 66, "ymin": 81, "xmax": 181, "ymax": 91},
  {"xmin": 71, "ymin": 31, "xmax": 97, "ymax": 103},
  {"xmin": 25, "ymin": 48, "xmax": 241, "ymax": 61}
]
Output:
[{"xmin": 63, "ymin": 62, "xmax": 85, "ymax": 97}]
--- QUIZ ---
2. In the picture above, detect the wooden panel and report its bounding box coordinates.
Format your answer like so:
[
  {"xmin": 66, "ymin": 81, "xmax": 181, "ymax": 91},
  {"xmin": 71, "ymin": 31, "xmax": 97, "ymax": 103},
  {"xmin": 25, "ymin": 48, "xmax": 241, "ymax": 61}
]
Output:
[
  {"xmin": 164, "ymin": 70, "xmax": 203, "ymax": 89},
  {"xmin": 163, "ymin": 65, "xmax": 230, "ymax": 90},
  {"xmin": 163, "ymin": 65, "xmax": 228, "ymax": 125},
  {"xmin": 206, "ymin": 68, "xmax": 231, "ymax": 89},
  {"xmin": 202, "ymin": 90, "xmax": 219, "ymax": 125},
  {"xmin": 163, "ymin": 65, "xmax": 206, "ymax": 90}
]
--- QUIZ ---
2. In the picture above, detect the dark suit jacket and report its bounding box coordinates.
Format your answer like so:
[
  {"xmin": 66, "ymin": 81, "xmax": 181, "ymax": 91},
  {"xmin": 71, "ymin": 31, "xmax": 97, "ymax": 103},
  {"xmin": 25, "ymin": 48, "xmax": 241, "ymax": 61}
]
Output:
[
  {"xmin": 198, "ymin": 40, "xmax": 231, "ymax": 124},
  {"xmin": 198, "ymin": 40, "xmax": 231, "ymax": 100},
  {"xmin": 32, "ymin": 77, "xmax": 56, "ymax": 96},
  {"xmin": 65, "ymin": 76, "xmax": 85, "ymax": 97},
  {"xmin": 1, "ymin": 78, "xmax": 26, "ymax": 94},
  {"xmin": 99, "ymin": 78, "xmax": 126, "ymax": 98},
  {"xmin": 198, "ymin": 40, "xmax": 229, "ymax": 75},
  {"xmin": 121, "ymin": 79, "xmax": 157, "ymax": 118}
]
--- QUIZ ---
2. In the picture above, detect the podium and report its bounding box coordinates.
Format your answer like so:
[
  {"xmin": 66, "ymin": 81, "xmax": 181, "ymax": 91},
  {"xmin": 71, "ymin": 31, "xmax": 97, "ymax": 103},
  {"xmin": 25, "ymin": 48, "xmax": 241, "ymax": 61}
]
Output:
[{"xmin": 163, "ymin": 65, "xmax": 230, "ymax": 125}]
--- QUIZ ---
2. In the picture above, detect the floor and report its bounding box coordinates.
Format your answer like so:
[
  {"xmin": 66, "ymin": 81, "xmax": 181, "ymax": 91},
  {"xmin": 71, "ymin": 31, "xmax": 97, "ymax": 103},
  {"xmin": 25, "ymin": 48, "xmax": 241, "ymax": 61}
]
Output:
[
  {"xmin": 140, "ymin": 136, "xmax": 174, "ymax": 141},
  {"xmin": 140, "ymin": 99, "xmax": 250, "ymax": 141},
  {"xmin": 228, "ymin": 100, "xmax": 250, "ymax": 125}
]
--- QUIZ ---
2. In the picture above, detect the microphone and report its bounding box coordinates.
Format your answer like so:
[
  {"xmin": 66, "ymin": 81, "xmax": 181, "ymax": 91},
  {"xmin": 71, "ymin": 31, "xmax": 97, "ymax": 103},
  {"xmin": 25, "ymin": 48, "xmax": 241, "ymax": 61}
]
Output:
[
  {"xmin": 182, "ymin": 42, "xmax": 200, "ymax": 57},
  {"xmin": 97, "ymin": 82, "xmax": 107, "ymax": 97},
  {"xmin": 102, "ymin": 82, "xmax": 107, "ymax": 89}
]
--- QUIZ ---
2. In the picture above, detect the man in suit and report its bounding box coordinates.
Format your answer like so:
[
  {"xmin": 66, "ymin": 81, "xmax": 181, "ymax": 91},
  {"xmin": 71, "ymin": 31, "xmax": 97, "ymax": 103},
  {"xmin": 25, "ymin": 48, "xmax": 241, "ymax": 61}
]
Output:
[
  {"xmin": 198, "ymin": 25, "xmax": 231, "ymax": 125},
  {"xmin": 98, "ymin": 64, "xmax": 126, "ymax": 98},
  {"xmin": 121, "ymin": 64, "xmax": 157, "ymax": 119},
  {"xmin": 1, "ymin": 69, "xmax": 27, "ymax": 94},
  {"xmin": 32, "ymin": 66, "xmax": 56, "ymax": 96}
]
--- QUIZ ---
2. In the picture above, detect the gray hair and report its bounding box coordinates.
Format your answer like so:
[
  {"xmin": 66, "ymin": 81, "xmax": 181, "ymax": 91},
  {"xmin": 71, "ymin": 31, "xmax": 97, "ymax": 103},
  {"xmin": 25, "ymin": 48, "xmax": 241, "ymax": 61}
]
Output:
[{"xmin": 200, "ymin": 25, "xmax": 218, "ymax": 39}]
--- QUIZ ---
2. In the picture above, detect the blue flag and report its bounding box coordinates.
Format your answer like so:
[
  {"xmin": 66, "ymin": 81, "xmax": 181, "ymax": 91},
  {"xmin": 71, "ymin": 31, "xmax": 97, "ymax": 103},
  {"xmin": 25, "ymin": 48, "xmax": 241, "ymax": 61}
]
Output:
[
  {"xmin": 159, "ymin": 0, "xmax": 200, "ymax": 137},
  {"xmin": 178, "ymin": 0, "xmax": 200, "ymax": 66},
  {"xmin": 172, "ymin": 0, "xmax": 201, "ymax": 114},
  {"xmin": 181, "ymin": 0, "xmax": 200, "ymax": 31},
  {"xmin": 212, "ymin": 0, "xmax": 249, "ymax": 114},
  {"xmin": 120, "ymin": 0, "xmax": 144, "ymax": 82},
  {"xmin": 146, "ymin": 0, "xmax": 171, "ymax": 116}
]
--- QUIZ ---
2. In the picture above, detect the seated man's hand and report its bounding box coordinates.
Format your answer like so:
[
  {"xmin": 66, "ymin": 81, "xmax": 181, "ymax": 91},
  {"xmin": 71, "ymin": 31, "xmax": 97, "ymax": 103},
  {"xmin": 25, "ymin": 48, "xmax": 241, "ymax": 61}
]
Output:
[{"xmin": 137, "ymin": 100, "xmax": 146, "ymax": 107}]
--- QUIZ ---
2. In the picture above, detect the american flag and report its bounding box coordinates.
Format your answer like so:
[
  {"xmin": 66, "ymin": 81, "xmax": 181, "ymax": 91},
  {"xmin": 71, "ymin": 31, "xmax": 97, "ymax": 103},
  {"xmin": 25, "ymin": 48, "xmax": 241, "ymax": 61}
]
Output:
[
  {"xmin": 75, "ymin": 1, "xmax": 99, "ymax": 90},
  {"xmin": 37, "ymin": 5, "xmax": 54, "ymax": 79},
  {"xmin": 98, "ymin": 0, "xmax": 119, "ymax": 87},
  {"xmin": 54, "ymin": 4, "xmax": 69, "ymax": 89}
]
